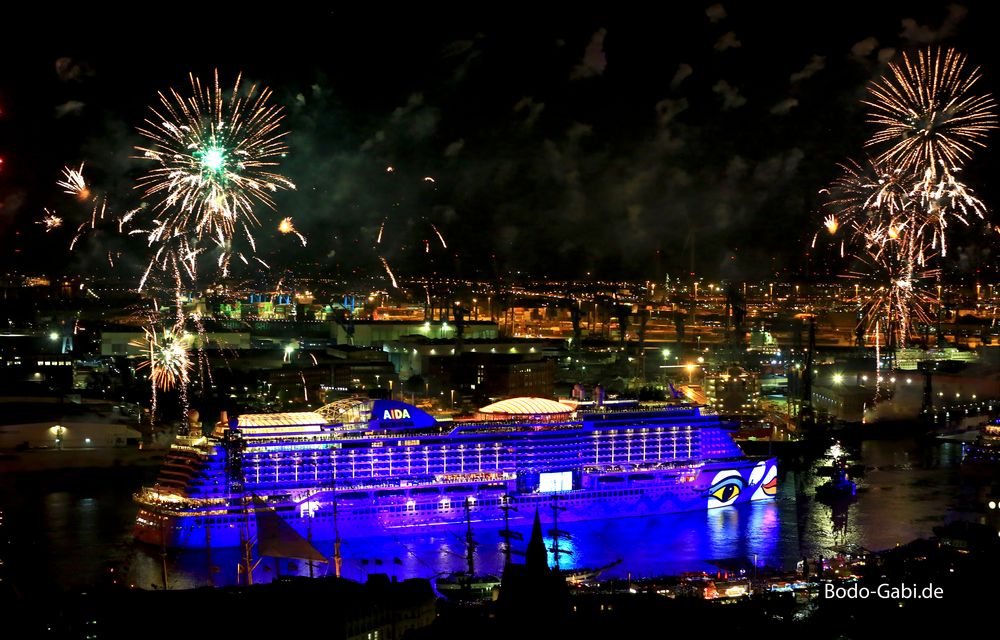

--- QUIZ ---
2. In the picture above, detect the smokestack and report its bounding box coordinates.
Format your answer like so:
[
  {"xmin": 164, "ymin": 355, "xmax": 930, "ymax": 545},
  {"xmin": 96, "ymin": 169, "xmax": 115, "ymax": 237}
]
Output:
[{"xmin": 213, "ymin": 411, "xmax": 230, "ymax": 437}]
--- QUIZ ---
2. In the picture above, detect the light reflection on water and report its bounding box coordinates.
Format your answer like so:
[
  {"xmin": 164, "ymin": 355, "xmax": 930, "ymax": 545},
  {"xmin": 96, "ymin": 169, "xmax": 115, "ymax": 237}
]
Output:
[{"xmin": 0, "ymin": 438, "xmax": 978, "ymax": 591}]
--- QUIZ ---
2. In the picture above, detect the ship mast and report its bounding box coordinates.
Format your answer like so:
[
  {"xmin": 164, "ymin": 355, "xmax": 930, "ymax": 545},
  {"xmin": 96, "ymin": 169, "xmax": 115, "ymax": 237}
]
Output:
[
  {"xmin": 223, "ymin": 426, "xmax": 258, "ymax": 585},
  {"xmin": 498, "ymin": 493, "xmax": 522, "ymax": 566},
  {"xmin": 330, "ymin": 448, "xmax": 342, "ymax": 578},
  {"xmin": 464, "ymin": 497, "xmax": 476, "ymax": 578},
  {"xmin": 548, "ymin": 494, "xmax": 572, "ymax": 571}
]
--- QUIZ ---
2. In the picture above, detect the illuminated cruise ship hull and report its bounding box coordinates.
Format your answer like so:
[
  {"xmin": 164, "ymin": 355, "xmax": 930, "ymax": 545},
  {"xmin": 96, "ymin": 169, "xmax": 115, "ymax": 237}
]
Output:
[{"xmin": 134, "ymin": 400, "xmax": 778, "ymax": 549}]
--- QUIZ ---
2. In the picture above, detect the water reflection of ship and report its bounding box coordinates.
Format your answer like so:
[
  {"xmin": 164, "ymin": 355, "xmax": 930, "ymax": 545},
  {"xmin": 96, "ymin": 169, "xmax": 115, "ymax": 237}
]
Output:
[{"xmin": 830, "ymin": 496, "xmax": 850, "ymax": 541}]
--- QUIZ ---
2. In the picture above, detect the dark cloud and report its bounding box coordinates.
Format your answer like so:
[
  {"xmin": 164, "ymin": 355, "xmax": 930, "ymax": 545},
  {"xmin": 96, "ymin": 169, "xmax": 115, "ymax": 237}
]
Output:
[
  {"xmin": 0, "ymin": 191, "xmax": 26, "ymax": 219},
  {"xmin": 513, "ymin": 97, "xmax": 545, "ymax": 129},
  {"xmin": 790, "ymin": 55, "xmax": 825, "ymax": 83},
  {"xmin": 571, "ymin": 28, "xmax": 607, "ymax": 79},
  {"xmin": 54, "ymin": 57, "xmax": 93, "ymax": 82},
  {"xmin": 850, "ymin": 37, "xmax": 879, "ymax": 58},
  {"xmin": 443, "ymin": 139, "xmax": 465, "ymax": 158},
  {"xmin": 714, "ymin": 31, "xmax": 741, "ymax": 52},
  {"xmin": 900, "ymin": 3, "xmax": 967, "ymax": 43},
  {"xmin": 362, "ymin": 93, "xmax": 440, "ymax": 150},
  {"xmin": 706, "ymin": 4, "xmax": 727, "ymax": 23},
  {"xmin": 712, "ymin": 80, "xmax": 746, "ymax": 110},
  {"xmin": 442, "ymin": 34, "xmax": 484, "ymax": 83},
  {"xmin": 670, "ymin": 63, "xmax": 693, "ymax": 90},
  {"xmin": 655, "ymin": 98, "xmax": 688, "ymax": 126},
  {"xmin": 770, "ymin": 98, "xmax": 799, "ymax": 115},
  {"xmin": 55, "ymin": 100, "xmax": 86, "ymax": 118}
]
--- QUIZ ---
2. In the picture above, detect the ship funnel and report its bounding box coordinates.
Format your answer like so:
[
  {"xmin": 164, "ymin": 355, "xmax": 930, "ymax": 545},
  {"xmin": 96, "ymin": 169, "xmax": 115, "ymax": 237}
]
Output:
[{"xmin": 213, "ymin": 411, "xmax": 230, "ymax": 437}]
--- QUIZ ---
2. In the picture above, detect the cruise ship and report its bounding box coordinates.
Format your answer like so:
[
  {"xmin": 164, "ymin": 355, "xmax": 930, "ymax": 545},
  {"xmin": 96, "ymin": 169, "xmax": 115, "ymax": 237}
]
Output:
[{"xmin": 134, "ymin": 398, "xmax": 778, "ymax": 549}]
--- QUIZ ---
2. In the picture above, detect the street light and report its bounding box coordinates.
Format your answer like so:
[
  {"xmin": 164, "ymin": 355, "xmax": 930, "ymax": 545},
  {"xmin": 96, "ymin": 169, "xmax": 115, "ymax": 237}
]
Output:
[
  {"xmin": 450, "ymin": 389, "xmax": 455, "ymax": 408},
  {"xmin": 686, "ymin": 363, "xmax": 697, "ymax": 384}
]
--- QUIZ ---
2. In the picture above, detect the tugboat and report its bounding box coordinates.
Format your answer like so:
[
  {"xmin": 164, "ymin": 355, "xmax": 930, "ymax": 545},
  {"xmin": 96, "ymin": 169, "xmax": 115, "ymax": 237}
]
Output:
[{"xmin": 816, "ymin": 457, "xmax": 857, "ymax": 503}]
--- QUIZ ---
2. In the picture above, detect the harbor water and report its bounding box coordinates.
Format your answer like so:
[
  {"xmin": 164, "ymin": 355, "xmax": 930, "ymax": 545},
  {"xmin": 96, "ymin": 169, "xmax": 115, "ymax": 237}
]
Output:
[{"xmin": 0, "ymin": 437, "xmax": 976, "ymax": 592}]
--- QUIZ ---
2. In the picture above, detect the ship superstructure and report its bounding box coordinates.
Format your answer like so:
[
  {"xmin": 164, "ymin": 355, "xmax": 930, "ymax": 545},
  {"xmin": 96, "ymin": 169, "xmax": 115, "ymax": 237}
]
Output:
[{"xmin": 134, "ymin": 398, "xmax": 777, "ymax": 549}]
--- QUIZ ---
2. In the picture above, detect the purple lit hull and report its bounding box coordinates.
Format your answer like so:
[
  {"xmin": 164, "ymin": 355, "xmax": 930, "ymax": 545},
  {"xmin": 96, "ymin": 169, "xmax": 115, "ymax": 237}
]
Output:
[{"xmin": 135, "ymin": 457, "xmax": 777, "ymax": 549}]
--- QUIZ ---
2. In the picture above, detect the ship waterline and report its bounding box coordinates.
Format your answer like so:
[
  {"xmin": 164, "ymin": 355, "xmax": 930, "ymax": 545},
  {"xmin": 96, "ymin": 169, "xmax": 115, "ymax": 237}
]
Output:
[{"xmin": 134, "ymin": 399, "xmax": 777, "ymax": 549}]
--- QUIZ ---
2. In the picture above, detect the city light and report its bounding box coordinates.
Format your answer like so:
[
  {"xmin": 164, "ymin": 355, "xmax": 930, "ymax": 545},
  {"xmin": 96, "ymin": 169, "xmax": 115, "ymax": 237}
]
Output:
[{"xmin": 833, "ymin": 374, "xmax": 844, "ymax": 385}]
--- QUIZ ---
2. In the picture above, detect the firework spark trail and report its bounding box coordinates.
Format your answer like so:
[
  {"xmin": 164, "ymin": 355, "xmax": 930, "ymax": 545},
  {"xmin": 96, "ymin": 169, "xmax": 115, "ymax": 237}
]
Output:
[
  {"xmin": 377, "ymin": 219, "xmax": 385, "ymax": 244},
  {"xmin": 431, "ymin": 223, "xmax": 447, "ymax": 249},
  {"xmin": 69, "ymin": 222, "xmax": 88, "ymax": 251},
  {"xmin": 166, "ymin": 254, "xmax": 192, "ymax": 424},
  {"xmin": 118, "ymin": 206, "xmax": 142, "ymax": 233},
  {"xmin": 910, "ymin": 163, "xmax": 988, "ymax": 256},
  {"xmin": 90, "ymin": 196, "xmax": 108, "ymax": 229},
  {"xmin": 380, "ymin": 256, "xmax": 399, "ymax": 289},
  {"xmin": 57, "ymin": 163, "xmax": 90, "ymax": 200},
  {"xmin": 37, "ymin": 209, "xmax": 63, "ymax": 232},
  {"xmin": 278, "ymin": 216, "xmax": 307, "ymax": 246},
  {"xmin": 864, "ymin": 47, "xmax": 998, "ymax": 173},
  {"xmin": 189, "ymin": 312, "xmax": 214, "ymax": 387}
]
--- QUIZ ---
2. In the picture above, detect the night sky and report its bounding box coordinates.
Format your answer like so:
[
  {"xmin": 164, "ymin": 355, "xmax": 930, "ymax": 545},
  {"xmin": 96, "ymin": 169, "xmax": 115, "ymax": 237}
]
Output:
[{"xmin": 0, "ymin": 2, "xmax": 996, "ymax": 283}]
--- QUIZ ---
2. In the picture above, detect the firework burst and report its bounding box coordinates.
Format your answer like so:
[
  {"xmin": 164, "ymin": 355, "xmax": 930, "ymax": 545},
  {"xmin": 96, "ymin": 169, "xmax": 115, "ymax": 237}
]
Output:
[
  {"xmin": 131, "ymin": 327, "xmax": 193, "ymax": 391},
  {"xmin": 37, "ymin": 209, "xmax": 63, "ymax": 232},
  {"xmin": 278, "ymin": 216, "xmax": 307, "ymax": 246},
  {"xmin": 864, "ymin": 47, "xmax": 997, "ymax": 172},
  {"xmin": 57, "ymin": 163, "xmax": 91, "ymax": 200},
  {"xmin": 135, "ymin": 70, "xmax": 295, "ymax": 256},
  {"xmin": 844, "ymin": 243, "xmax": 940, "ymax": 349},
  {"xmin": 821, "ymin": 157, "xmax": 912, "ymax": 241}
]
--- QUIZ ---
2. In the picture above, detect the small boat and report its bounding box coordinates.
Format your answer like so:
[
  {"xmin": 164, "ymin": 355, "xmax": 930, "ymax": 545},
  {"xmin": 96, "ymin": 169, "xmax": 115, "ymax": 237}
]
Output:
[
  {"xmin": 562, "ymin": 558, "xmax": 623, "ymax": 584},
  {"xmin": 816, "ymin": 458, "xmax": 857, "ymax": 503},
  {"xmin": 817, "ymin": 462, "xmax": 866, "ymax": 477},
  {"xmin": 434, "ymin": 572, "xmax": 501, "ymax": 600}
]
